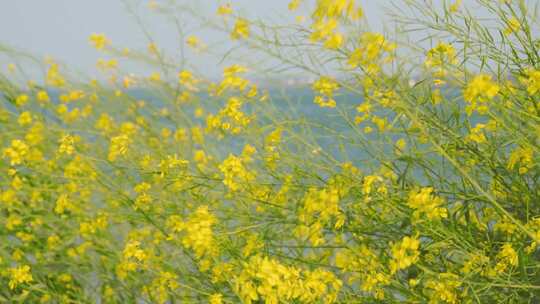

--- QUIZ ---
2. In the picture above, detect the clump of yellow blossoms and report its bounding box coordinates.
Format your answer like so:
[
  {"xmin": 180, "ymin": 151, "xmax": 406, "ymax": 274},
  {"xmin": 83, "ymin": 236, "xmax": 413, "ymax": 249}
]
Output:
[
  {"xmin": 116, "ymin": 240, "xmax": 148, "ymax": 279},
  {"xmin": 108, "ymin": 134, "xmax": 131, "ymax": 161},
  {"xmin": 2, "ymin": 139, "xmax": 29, "ymax": 165},
  {"xmin": 407, "ymin": 187, "xmax": 447, "ymax": 221},
  {"xmin": 336, "ymin": 245, "xmax": 390, "ymax": 299},
  {"xmin": 89, "ymin": 33, "xmax": 110, "ymax": 50},
  {"xmin": 425, "ymin": 42, "xmax": 457, "ymax": 85},
  {"xmin": 507, "ymin": 145, "xmax": 534, "ymax": 174},
  {"xmin": 309, "ymin": 0, "xmax": 363, "ymax": 49},
  {"xmin": 207, "ymin": 97, "xmax": 252, "ymax": 135},
  {"xmin": 520, "ymin": 68, "xmax": 540, "ymax": 95},
  {"xmin": 463, "ymin": 74, "xmax": 500, "ymax": 115},
  {"xmin": 219, "ymin": 153, "xmax": 256, "ymax": 192},
  {"xmin": 8, "ymin": 265, "xmax": 33, "ymax": 290},
  {"xmin": 167, "ymin": 206, "xmax": 218, "ymax": 271},
  {"xmin": 348, "ymin": 32, "xmax": 396, "ymax": 75},
  {"xmin": 216, "ymin": 64, "xmax": 252, "ymax": 94},
  {"xmin": 312, "ymin": 76, "xmax": 339, "ymax": 107},
  {"xmin": 390, "ymin": 236, "xmax": 420, "ymax": 274},
  {"xmin": 424, "ymin": 273, "xmax": 462, "ymax": 304},
  {"xmin": 234, "ymin": 255, "xmax": 342, "ymax": 304},
  {"xmin": 231, "ymin": 18, "xmax": 250, "ymax": 40},
  {"xmin": 295, "ymin": 185, "xmax": 344, "ymax": 245}
]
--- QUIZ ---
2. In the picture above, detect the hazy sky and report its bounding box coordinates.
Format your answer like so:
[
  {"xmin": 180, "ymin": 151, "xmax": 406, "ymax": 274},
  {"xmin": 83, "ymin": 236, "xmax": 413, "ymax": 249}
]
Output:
[{"xmin": 0, "ymin": 0, "xmax": 394, "ymax": 78}]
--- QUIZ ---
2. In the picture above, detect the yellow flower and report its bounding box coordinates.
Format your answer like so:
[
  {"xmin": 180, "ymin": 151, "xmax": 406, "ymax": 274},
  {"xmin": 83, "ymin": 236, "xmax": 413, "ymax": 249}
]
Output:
[
  {"xmin": 407, "ymin": 187, "xmax": 448, "ymax": 221},
  {"xmin": 310, "ymin": 18, "xmax": 338, "ymax": 43},
  {"xmin": 216, "ymin": 65, "xmax": 250, "ymax": 94},
  {"xmin": 390, "ymin": 236, "xmax": 420, "ymax": 274},
  {"xmin": 219, "ymin": 154, "xmax": 255, "ymax": 191},
  {"xmin": 209, "ymin": 293, "xmax": 223, "ymax": 304},
  {"xmin": 15, "ymin": 94, "xmax": 29, "ymax": 106},
  {"xmin": 492, "ymin": 243, "xmax": 518, "ymax": 275},
  {"xmin": 312, "ymin": 0, "xmax": 363, "ymax": 21},
  {"xmin": 464, "ymin": 74, "xmax": 500, "ymax": 102},
  {"xmin": 186, "ymin": 35, "xmax": 201, "ymax": 48},
  {"xmin": 507, "ymin": 145, "xmax": 534, "ymax": 174},
  {"xmin": 234, "ymin": 255, "xmax": 341, "ymax": 304},
  {"xmin": 312, "ymin": 76, "xmax": 339, "ymax": 108},
  {"xmin": 231, "ymin": 18, "xmax": 249, "ymax": 40},
  {"xmin": 424, "ymin": 273, "xmax": 462, "ymax": 304},
  {"xmin": 425, "ymin": 42, "xmax": 457, "ymax": 68},
  {"xmin": 289, "ymin": 0, "xmax": 302, "ymax": 11},
  {"xmin": 3, "ymin": 139, "xmax": 29, "ymax": 165},
  {"xmin": 520, "ymin": 68, "xmax": 540, "ymax": 95},
  {"xmin": 17, "ymin": 111, "xmax": 32, "ymax": 126},
  {"xmin": 54, "ymin": 193, "xmax": 76, "ymax": 214},
  {"xmin": 8, "ymin": 265, "xmax": 33, "ymax": 290},
  {"xmin": 97, "ymin": 58, "xmax": 118, "ymax": 70},
  {"xmin": 36, "ymin": 90, "xmax": 50, "ymax": 104},
  {"xmin": 108, "ymin": 134, "xmax": 131, "ymax": 161},
  {"xmin": 58, "ymin": 134, "xmax": 77, "ymax": 155},
  {"xmin": 171, "ymin": 206, "xmax": 219, "ymax": 262},
  {"xmin": 148, "ymin": 42, "xmax": 158, "ymax": 54},
  {"xmin": 148, "ymin": 72, "xmax": 161, "ymax": 82},
  {"xmin": 324, "ymin": 32, "xmax": 344, "ymax": 49},
  {"xmin": 46, "ymin": 63, "xmax": 66, "ymax": 87},
  {"xmin": 116, "ymin": 239, "xmax": 148, "ymax": 279},
  {"xmin": 504, "ymin": 17, "xmax": 521, "ymax": 35},
  {"xmin": 123, "ymin": 75, "xmax": 135, "ymax": 88},
  {"xmin": 463, "ymin": 74, "xmax": 499, "ymax": 115},
  {"xmin": 467, "ymin": 123, "xmax": 488, "ymax": 144},
  {"xmin": 449, "ymin": 0, "xmax": 461, "ymax": 13},
  {"xmin": 348, "ymin": 32, "xmax": 395, "ymax": 74},
  {"xmin": 89, "ymin": 33, "xmax": 110, "ymax": 50},
  {"xmin": 6, "ymin": 214, "xmax": 23, "ymax": 230},
  {"xmin": 123, "ymin": 240, "xmax": 147, "ymax": 262},
  {"xmin": 217, "ymin": 3, "xmax": 233, "ymax": 15},
  {"xmin": 178, "ymin": 70, "xmax": 198, "ymax": 89}
]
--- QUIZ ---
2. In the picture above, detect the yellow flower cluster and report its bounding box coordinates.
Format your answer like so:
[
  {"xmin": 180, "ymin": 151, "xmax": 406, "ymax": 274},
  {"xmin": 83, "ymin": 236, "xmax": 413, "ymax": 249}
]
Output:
[
  {"xmin": 389, "ymin": 236, "xmax": 420, "ymax": 274},
  {"xmin": 89, "ymin": 33, "xmax": 110, "ymax": 50},
  {"xmin": 143, "ymin": 271, "xmax": 179, "ymax": 304},
  {"xmin": 46, "ymin": 62, "xmax": 66, "ymax": 87},
  {"xmin": 231, "ymin": 18, "xmax": 250, "ymax": 40},
  {"xmin": 335, "ymin": 245, "xmax": 390, "ymax": 299},
  {"xmin": 424, "ymin": 273, "xmax": 462, "ymax": 304},
  {"xmin": 219, "ymin": 153, "xmax": 256, "ymax": 192},
  {"xmin": 310, "ymin": 0, "xmax": 363, "ymax": 49},
  {"xmin": 2, "ymin": 139, "xmax": 29, "ymax": 165},
  {"xmin": 58, "ymin": 134, "xmax": 77, "ymax": 155},
  {"xmin": 168, "ymin": 206, "xmax": 218, "ymax": 270},
  {"xmin": 520, "ymin": 68, "xmax": 540, "ymax": 95},
  {"xmin": 216, "ymin": 64, "xmax": 252, "ymax": 94},
  {"xmin": 116, "ymin": 240, "xmax": 148, "ymax": 279},
  {"xmin": 492, "ymin": 243, "xmax": 518, "ymax": 274},
  {"xmin": 425, "ymin": 42, "xmax": 457, "ymax": 85},
  {"xmin": 313, "ymin": 76, "xmax": 339, "ymax": 107},
  {"xmin": 207, "ymin": 97, "xmax": 252, "ymax": 135},
  {"xmin": 8, "ymin": 265, "xmax": 33, "ymax": 290},
  {"xmin": 507, "ymin": 145, "xmax": 534, "ymax": 174},
  {"xmin": 295, "ymin": 185, "xmax": 344, "ymax": 245},
  {"xmin": 234, "ymin": 255, "xmax": 342, "ymax": 304},
  {"xmin": 463, "ymin": 74, "xmax": 500, "ymax": 115},
  {"xmin": 348, "ymin": 32, "xmax": 396, "ymax": 75},
  {"xmin": 407, "ymin": 187, "xmax": 448, "ymax": 221}
]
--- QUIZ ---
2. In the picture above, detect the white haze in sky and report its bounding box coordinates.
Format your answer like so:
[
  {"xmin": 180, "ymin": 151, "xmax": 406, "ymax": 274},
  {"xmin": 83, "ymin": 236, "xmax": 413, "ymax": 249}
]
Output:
[
  {"xmin": 0, "ymin": 0, "xmax": 491, "ymax": 80},
  {"xmin": 0, "ymin": 0, "xmax": 394, "ymax": 78}
]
